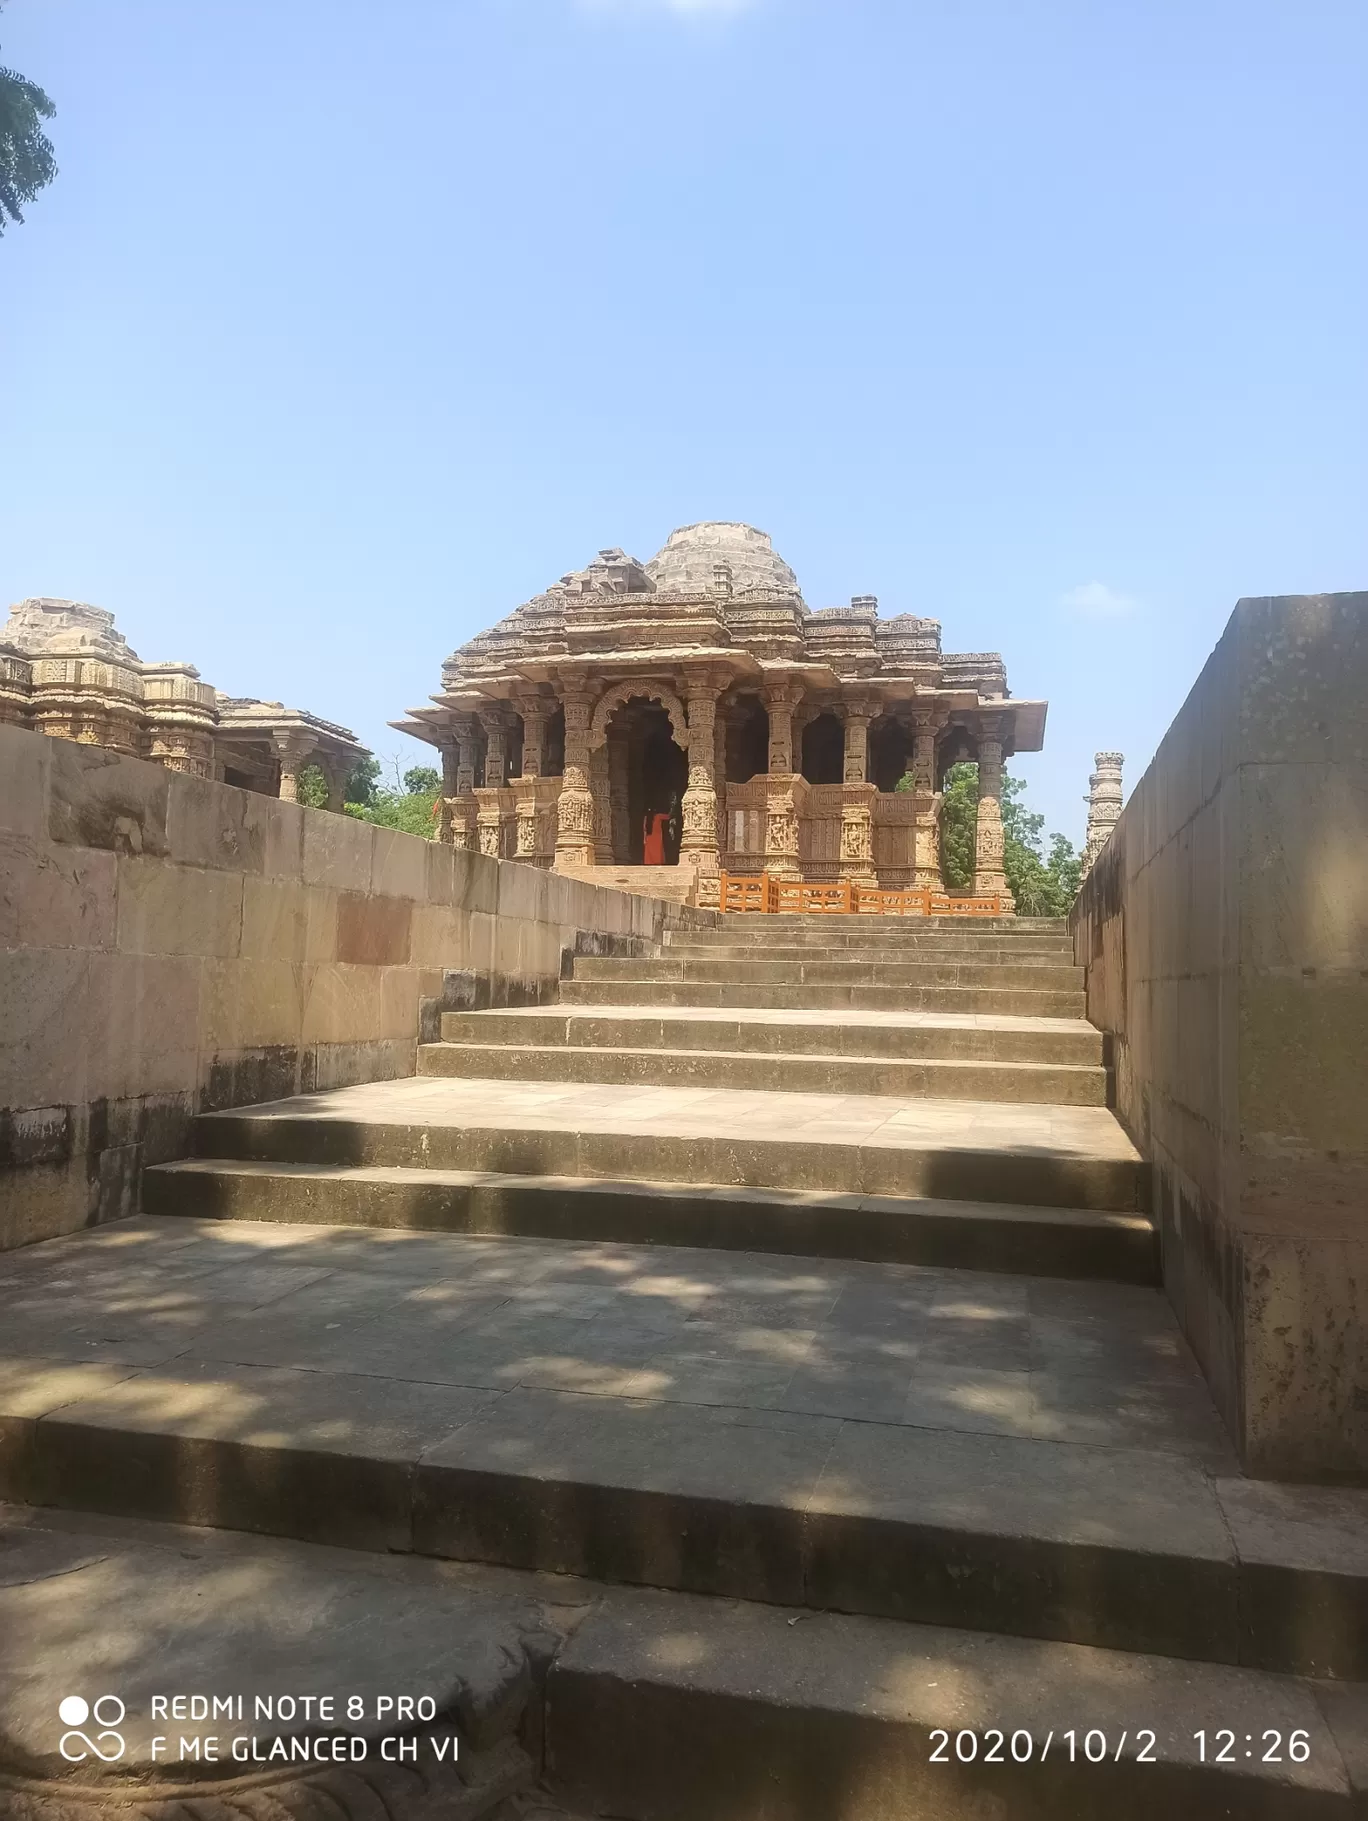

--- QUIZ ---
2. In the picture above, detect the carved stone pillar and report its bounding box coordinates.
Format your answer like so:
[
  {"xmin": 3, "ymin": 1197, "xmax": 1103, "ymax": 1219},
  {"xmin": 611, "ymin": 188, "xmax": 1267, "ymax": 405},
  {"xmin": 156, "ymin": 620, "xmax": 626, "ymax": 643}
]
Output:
[
  {"xmin": 512, "ymin": 778, "xmax": 542, "ymax": 861},
  {"xmin": 680, "ymin": 677, "xmax": 722, "ymax": 879},
  {"xmin": 476, "ymin": 793, "xmax": 505, "ymax": 859},
  {"xmin": 839, "ymin": 788, "xmax": 877, "ymax": 884},
  {"xmin": 480, "ymin": 709, "xmax": 511, "ymax": 789},
  {"xmin": 712, "ymin": 712, "xmax": 729, "ymax": 854},
  {"xmin": 911, "ymin": 710, "xmax": 945, "ymax": 888},
  {"xmin": 761, "ymin": 681, "xmax": 804, "ymax": 877},
  {"xmin": 554, "ymin": 689, "xmax": 596, "ymax": 870},
  {"xmin": 518, "ymin": 700, "xmax": 548, "ymax": 780},
  {"xmin": 445, "ymin": 715, "xmax": 479, "ymax": 851},
  {"xmin": 974, "ymin": 729, "xmax": 1015, "ymax": 910},
  {"xmin": 591, "ymin": 744, "xmax": 613, "ymax": 864},
  {"xmin": 1082, "ymin": 751, "xmax": 1124, "ymax": 880},
  {"xmin": 433, "ymin": 737, "xmax": 459, "ymax": 843},
  {"xmin": 608, "ymin": 733, "xmax": 632, "ymax": 863},
  {"xmin": 764, "ymin": 681, "xmax": 803, "ymax": 777},
  {"xmin": 272, "ymin": 731, "xmax": 315, "ymax": 804},
  {"xmin": 842, "ymin": 703, "xmax": 871, "ymax": 784}
]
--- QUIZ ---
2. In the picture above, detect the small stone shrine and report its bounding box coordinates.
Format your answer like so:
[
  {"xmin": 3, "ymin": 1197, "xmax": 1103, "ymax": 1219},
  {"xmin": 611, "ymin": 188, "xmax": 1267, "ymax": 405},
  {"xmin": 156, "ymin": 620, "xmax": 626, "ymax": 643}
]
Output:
[{"xmin": 395, "ymin": 522, "xmax": 1047, "ymax": 908}]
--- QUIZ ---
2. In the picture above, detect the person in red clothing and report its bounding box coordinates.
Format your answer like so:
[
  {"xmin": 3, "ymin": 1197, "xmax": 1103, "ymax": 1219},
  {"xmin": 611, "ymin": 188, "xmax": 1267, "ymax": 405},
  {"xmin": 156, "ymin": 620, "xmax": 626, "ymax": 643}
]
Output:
[{"xmin": 642, "ymin": 806, "xmax": 669, "ymax": 864}]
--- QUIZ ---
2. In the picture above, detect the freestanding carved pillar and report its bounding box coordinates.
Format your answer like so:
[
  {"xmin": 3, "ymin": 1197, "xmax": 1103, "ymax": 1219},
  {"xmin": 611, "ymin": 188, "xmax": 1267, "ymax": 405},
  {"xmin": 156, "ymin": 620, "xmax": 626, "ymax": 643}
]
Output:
[
  {"xmin": 272, "ymin": 731, "xmax": 315, "ymax": 804},
  {"xmin": 910, "ymin": 710, "xmax": 945, "ymax": 889},
  {"xmin": 554, "ymin": 689, "xmax": 596, "ymax": 870},
  {"xmin": 1082, "ymin": 751, "xmax": 1124, "ymax": 880},
  {"xmin": 974, "ymin": 729, "xmax": 1015, "ymax": 910},
  {"xmin": 680, "ymin": 678, "xmax": 722, "ymax": 881}
]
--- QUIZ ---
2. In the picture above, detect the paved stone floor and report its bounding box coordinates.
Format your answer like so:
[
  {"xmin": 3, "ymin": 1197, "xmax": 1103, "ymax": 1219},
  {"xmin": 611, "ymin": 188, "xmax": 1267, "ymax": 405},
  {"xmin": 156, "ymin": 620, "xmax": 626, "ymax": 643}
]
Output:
[
  {"xmin": 0, "ymin": 1213, "xmax": 1229, "ymax": 1465},
  {"xmin": 206, "ymin": 1076, "xmax": 1143, "ymax": 1161}
]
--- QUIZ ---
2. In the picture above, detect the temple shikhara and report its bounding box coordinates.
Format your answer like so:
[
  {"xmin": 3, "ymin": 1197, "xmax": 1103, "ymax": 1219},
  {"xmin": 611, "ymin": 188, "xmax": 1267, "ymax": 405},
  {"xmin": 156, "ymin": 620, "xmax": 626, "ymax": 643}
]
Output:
[
  {"xmin": 396, "ymin": 521, "xmax": 1047, "ymax": 910},
  {"xmin": 0, "ymin": 597, "xmax": 367, "ymax": 803}
]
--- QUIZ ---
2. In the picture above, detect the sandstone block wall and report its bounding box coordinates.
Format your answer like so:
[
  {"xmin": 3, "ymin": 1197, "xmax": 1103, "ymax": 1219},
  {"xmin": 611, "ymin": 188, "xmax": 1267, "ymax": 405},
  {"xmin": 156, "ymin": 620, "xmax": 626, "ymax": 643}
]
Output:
[
  {"xmin": 1, "ymin": 725, "xmax": 707, "ymax": 1252},
  {"xmin": 1070, "ymin": 593, "xmax": 1367, "ymax": 1478}
]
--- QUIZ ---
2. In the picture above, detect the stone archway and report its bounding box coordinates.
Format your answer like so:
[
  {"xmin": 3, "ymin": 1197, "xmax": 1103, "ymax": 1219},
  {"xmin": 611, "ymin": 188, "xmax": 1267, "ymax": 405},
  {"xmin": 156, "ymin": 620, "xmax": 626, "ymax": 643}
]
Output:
[
  {"xmin": 590, "ymin": 686, "xmax": 689, "ymax": 864},
  {"xmin": 589, "ymin": 680, "xmax": 688, "ymax": 751}
]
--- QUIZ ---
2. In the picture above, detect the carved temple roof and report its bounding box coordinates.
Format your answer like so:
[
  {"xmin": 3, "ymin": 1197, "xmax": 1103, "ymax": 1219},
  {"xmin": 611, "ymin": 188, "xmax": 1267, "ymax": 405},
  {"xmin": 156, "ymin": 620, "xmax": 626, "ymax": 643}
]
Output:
[{"xmin": 395, "ymin": 523, "xmax": 1047, "ymax": 752}]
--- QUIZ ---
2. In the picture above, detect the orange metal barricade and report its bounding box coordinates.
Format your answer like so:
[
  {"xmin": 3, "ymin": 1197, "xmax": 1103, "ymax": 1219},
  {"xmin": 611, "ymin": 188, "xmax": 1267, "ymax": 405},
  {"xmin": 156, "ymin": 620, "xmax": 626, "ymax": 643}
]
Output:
[{"xmin": 717, "ymin": 873, "xmax": 1003, "ymax": 917}]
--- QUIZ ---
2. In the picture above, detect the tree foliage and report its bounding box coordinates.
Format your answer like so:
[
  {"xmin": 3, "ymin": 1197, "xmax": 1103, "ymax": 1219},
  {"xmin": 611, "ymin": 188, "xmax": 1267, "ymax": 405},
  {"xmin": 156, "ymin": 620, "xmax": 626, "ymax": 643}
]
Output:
[
  {"xmin": 938, "ymin": 762, "xmax": 1081, "ymax": 915},
  {"xmin": 1, "ymin": 6, "xmax": 56, "ymax": 235},
  {"xmin": 344, "ymin": 754, "xmax": 439, "ymax": 838},
  {"xmin": 346, "ymin": 784, "xmax": 440, "ymax": 837}
]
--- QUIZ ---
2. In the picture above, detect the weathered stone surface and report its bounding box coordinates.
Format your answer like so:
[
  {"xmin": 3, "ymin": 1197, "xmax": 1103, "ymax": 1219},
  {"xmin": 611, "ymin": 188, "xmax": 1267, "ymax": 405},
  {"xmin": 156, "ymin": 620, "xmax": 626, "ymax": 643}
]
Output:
[
  {"xmin": 2, "ymin": 725, "xmax": 710, "ymax": 1251},
  {"xmin": 1070, "ymin": 593, "xmax": 1368, "ymax": 1477},
  {"xmin": 0, "ymin": 1509, "xmax": 538, "ymax": 1819},
  {"xmin": 6, "ymin": 1212, "xmax": 1368, "ymax": 1674}
]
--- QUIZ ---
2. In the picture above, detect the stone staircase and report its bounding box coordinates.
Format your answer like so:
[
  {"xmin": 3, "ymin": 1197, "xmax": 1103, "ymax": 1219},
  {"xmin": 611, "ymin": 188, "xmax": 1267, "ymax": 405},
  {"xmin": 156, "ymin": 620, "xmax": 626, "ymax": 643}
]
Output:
[{"xmin": 7, "ymin": 913, "xmax": 1368, "ymax": 1817}]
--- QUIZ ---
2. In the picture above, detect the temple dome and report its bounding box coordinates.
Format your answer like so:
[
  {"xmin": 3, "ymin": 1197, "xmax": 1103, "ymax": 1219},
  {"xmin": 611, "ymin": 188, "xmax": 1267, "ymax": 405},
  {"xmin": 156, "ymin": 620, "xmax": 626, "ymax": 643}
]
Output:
[{"xmin": 646, "ymin": 522, "xmax": 801, "ymax": 600}]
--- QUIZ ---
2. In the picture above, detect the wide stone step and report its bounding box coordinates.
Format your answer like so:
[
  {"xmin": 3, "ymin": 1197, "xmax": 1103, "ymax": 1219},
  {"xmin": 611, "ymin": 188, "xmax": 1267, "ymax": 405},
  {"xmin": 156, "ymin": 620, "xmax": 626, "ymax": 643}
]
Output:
[
  {"xmin": 9, "ymin": 1501, "xmax": 1364, "ymax": 1821},
  {"xmin": 665, "ymin": 930, "xmax": 1076, "ymax": 954},
  {"xmin": 658, "ymin": 949, "xmax": 1080, "ymax": 970},
  {"xmin": 440, "ymin": 1007, "xmax": 1105, "ymax": 1066},
  {"xmin": 188, "ymin": 1078, "xmax": 1149, "ymax": 1212},
  {"xmin": 417, "ymin": 1040, "xmax": 1109, "ymax": 1106},
  {"xmin": 144, "ymin": 1161, "xmax": 1157, "ymax": 1280},
  {"xmin": 560, "ymin": 978, "xmax": 1088, "ymax": 1016},
  {"xmin": 549, "ymin": 1588, "xmax": 1367, "ymax": 1821},
  {"xmin": 10, "ymin": 1339, "xmax": 1364, "ymax": 1677},
  {"xmin": 7, "ymin": 1216, "xmax": 1366, "ymax": 1687},
  {"xmin": 573, "ymin": 957, "xmax": 1084, "ymax": 989}
]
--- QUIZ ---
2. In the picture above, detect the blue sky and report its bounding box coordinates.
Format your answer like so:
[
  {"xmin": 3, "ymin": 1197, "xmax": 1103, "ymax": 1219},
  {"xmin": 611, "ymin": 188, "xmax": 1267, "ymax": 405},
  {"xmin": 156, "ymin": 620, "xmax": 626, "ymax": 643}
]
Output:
[{"xmin": 2, "ymin": 0, "xmax": 1364, "ymax": 841}]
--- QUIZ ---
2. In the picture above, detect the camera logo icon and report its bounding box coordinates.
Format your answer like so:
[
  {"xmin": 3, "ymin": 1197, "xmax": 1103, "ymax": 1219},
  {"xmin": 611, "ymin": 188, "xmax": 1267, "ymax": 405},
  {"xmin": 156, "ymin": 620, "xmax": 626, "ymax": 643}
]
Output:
[{"xmin": 58, "ymin": 1695, "xmax": 127, "ymax": 1763}]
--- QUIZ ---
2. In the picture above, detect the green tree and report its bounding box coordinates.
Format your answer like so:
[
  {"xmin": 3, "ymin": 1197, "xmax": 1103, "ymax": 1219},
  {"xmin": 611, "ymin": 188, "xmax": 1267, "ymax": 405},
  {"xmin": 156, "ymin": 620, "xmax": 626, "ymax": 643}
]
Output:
[
  {"xmin": 936, "ymin": 761, "xmax": 1081, "ymax": 913},
  {"xmin": 938, "ymin": 762, "xmax": 979, "ymax": 891},
  {"xmin": 338, "ymin": 753, "xmax": 439, "ymax": 838},
  {"xmin": 1, "ymin": 6, "xmax": 56, "ymax": 235},
  {"xmin": 345, "ymin": 784, "xmax": 440, "ymax": 838},
  {"xmin": 346, "ymin": 754, "xmax": 382, "ymax": 806},
  {"xmin": 296, "ymin": 762, "xmax": 329, "ymax": 809}
]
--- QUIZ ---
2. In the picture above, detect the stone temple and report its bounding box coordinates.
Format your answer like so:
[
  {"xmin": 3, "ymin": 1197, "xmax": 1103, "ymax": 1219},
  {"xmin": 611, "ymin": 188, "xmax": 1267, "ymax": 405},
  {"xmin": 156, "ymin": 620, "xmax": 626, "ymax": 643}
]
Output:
[
  {"xmin": 395, "ymin": 521, "xmax": 1047, "ymax": 909},
  {"xmin": 0, "ymin": 596, "xmax": 367, "ymax": 803}
]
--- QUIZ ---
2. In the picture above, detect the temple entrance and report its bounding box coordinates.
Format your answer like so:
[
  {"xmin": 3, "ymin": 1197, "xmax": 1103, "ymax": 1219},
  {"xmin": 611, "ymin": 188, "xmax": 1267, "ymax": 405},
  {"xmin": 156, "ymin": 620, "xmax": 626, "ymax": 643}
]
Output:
[
  {"xmin": 605, "ymin": 698, "xmax": 687, "ymax": 864},
  {"xmin": 870, "ymin": 716, "xmax": 910, "ymax": 792},
  {"xmin": 801, "ymin": 712, "xmax": 844, "ymax": 784}
]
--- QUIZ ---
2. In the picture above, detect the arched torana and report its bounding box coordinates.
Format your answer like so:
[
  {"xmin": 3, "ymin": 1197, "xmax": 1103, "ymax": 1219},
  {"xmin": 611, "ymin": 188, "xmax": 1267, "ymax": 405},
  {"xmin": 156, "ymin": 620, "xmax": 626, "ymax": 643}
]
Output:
[{"xmin": 589, "ymin": 680, "xmax": 689, "ymax": 751}]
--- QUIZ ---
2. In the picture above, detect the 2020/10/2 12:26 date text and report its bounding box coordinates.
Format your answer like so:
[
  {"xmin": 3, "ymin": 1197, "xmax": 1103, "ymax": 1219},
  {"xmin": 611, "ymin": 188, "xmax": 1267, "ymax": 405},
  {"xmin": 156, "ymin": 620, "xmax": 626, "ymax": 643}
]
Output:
[{"xmin": 928, "ymin": 1729, "xmax": 1313, "ymax": 1765}]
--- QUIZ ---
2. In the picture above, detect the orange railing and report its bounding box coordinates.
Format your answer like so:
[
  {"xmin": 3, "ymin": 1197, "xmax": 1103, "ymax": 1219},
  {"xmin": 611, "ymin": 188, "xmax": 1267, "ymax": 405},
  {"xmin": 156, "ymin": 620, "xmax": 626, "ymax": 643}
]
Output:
[{"xmin": 717, "ymin": 874, "xmax": 1004, "ymax": 917}]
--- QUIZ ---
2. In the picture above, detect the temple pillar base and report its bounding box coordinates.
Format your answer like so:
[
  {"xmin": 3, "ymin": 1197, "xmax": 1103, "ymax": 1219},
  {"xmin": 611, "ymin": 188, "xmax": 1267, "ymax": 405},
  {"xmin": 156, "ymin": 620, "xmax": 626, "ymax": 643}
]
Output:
[{"xmin": 763, "ymin": 774, "xmax": 805, "ymax": 878}]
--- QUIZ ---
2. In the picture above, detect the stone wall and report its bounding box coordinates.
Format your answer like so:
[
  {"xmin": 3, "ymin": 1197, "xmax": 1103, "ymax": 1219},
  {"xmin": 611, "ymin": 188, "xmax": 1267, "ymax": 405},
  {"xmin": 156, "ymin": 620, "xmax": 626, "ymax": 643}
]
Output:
[
  {"xmin": 1069, "ymin": 593, "xmax": 1367, "ymax": 1479},
  {"xmin": 1, "ymin": 725, "xmax": 707, "ymax": 1252}
]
